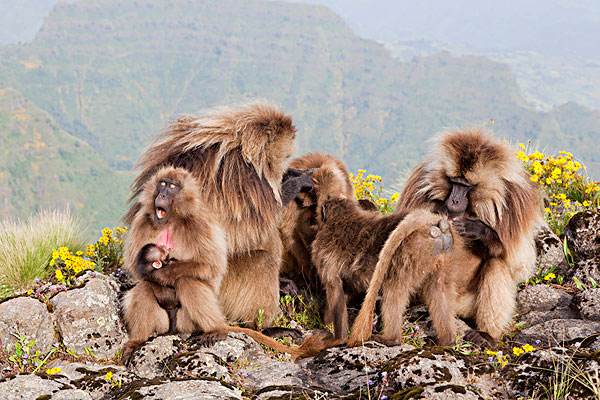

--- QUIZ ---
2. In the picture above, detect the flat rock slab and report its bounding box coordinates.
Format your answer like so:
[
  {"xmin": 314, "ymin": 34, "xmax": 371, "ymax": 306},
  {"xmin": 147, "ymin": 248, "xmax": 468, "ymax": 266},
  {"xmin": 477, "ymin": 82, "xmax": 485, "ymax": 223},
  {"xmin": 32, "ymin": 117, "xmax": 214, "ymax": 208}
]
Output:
[
  {"xmin": 0, "ymin": 297, "xmax": 57, "ymax": 353},
  {"xmin": 517, "ymin": 318, "xmax": 600, "ymax": 343},
  {"xmin": 50, "ymin": 277, "xmax": 128, "ymax": 359},
  {"xmin": 117, "ymin": 379, "xmax": 242, "ymax": 399},
  {"xmin": 575, "ymin": 288, "xmax": 600, "ymax": 321},
  {"xmin": 0, "ymin": 374, "xmax": 92, "ymax": 400},
  {"xmin": 517, "ymin": 285, "xmax": 572, "ymax": 314},
  {"xmin": 128, "ymin": 335, "xmax": 182, "ymax": 379}
]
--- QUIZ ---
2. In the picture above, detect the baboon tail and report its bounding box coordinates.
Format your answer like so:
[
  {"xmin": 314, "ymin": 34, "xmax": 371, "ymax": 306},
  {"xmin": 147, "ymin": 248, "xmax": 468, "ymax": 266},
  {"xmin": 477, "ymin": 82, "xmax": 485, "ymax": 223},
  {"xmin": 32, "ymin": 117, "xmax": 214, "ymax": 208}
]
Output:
[{"xmin": 348, "ymin": 210, "xmax": 437, "ymax": 347}]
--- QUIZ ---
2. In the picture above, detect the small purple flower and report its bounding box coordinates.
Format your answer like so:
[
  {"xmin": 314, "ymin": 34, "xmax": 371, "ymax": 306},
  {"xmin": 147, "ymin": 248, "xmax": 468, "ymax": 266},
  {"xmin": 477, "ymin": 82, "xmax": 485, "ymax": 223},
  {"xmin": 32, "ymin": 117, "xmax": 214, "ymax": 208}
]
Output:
[
  {"xmin": 34, "ymin": 278, "xmax": 41, "ymax": 284},
  {"xmin": 380, "ymin": 371, "xmax": 387, "ymax": 378},
  {"xmin": 488, "ymin": 356, "xmax": 494, "ymax": 363},
  {"xmin": 22, "ymin": 360, "xmax": 27, "ymax": 365},
  {"xmin": 22, "ymin": 354, "xmax": 28, "ymax": 359},
  {"xmin": 381, "ymin": 396, "xmax": 388, "ymax": 400},
  {"xmin": 534, "ymin": 339, "xmax": 541, "ymax": 345},
  {"xmin": 368, "ymin": 379, "xmax": 374, "ymax": 386}
]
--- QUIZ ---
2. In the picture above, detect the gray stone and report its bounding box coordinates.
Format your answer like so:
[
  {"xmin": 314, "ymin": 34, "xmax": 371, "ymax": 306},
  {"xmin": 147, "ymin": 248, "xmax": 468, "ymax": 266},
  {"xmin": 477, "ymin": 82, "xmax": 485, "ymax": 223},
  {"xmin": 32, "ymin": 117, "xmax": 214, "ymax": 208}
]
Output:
[
  {"xmin": 121, "ymin": 379, "xmax": 242, "ymax": 399},
  {"xmin": 387, "ymin": 352, "xmax": 466, "ymax": 388},
  {"xmin": 517, "ymin": 319, "xmax": 600, "ymax": 343},
  {"xmin": 576, "ymin": 288, "xmax": 600, "ymax": 321},
  {"xmin": 51, "ymin": 389, "xmax": 93, "ymax": 400},
  {"xmin": 300, "ymin": 342, "xmax": 414, "ymax": 393},
  {"xmin": 0, "ymin": 374, "xmax": 63, "ymax": 400},
  {"xmin": 565, "ymin": 210, "xmax": 600, "ymax": 261},
  {"xmin": 0, "ymin": 297, "xmax": 57, "ymax": 353},
  {"xmin": 535, "ymin": 225, "xmax": 565, "ymax": 271},
  {"xmin": 572, "ymin": 258, "xmax": 600, "ymax": 284},
  {"xmin": 238, "ymin": 355, "xmax": 304, "ymax": 392},
  {"xmin": 517, "ymin": 285, "xmax": 572, "ymax": 314},
  {"xmin": 45, "ymin": 361, "xmax": 130, "ymax": 399},
  {"xmin": 128, "ymin": 335, "xmax": 182, "ymax": 379},
  {"xmin": 168, "ymin": 351, "xmax": 231, "ymax": 382},
  {"xmin": 420, "ymin": 384, "xmax": 485, "ymax": 399},
  {"xmin": 519, "ymin": 308, "xmax": 578, "ymax": 327},
  {"xmin": 50, "ymin": 277, "xmax": 127, "ymax": 359}
]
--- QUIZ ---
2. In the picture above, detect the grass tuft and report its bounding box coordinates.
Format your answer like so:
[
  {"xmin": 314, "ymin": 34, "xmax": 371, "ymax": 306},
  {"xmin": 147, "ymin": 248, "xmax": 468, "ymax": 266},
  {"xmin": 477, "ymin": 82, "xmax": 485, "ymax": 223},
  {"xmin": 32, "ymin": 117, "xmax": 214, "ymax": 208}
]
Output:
[{"xmin": 0, "ymin": 210, "xmax": 84, "ymax": 298}]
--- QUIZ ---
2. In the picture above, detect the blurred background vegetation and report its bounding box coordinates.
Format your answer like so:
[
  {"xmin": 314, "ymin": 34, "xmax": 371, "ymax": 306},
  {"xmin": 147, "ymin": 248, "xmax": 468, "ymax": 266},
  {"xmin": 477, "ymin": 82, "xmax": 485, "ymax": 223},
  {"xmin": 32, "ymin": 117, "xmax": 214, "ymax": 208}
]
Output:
[{"xmin": 0, "ymin": 0, "xmax": 598, "ymax": 231}]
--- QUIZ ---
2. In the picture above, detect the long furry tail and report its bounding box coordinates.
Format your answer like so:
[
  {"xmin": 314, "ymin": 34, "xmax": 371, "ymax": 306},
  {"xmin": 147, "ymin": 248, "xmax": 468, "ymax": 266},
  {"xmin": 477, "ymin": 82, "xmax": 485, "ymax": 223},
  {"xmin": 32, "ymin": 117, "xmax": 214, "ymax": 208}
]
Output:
[
  {"xmin": 347, "ymin": 210, "xmax": 439, "ymax": 347},
  {"xmin": 227, "ymin": 326, "xmax": 341, "ymax": 360}
]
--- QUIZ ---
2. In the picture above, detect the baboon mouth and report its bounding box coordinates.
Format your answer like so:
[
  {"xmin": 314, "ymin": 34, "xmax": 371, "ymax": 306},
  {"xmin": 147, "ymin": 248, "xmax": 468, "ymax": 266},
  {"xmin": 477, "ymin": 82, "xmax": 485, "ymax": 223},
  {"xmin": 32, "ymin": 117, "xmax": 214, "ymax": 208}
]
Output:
[{"xmin": 155, "ymin": 208, "xmax": 167, "ymax": 220}]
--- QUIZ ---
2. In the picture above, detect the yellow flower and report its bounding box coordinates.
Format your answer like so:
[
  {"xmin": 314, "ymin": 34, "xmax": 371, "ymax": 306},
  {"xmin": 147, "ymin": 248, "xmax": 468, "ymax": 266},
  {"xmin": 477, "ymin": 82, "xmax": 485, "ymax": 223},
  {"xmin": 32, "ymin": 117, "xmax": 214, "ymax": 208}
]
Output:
[
  {"xmin": 544, "ymin": 207, "xmax": 551, "ymax": 213},
  {"xmin": 498, "ymin": 355, "xmax": 509, "ymax": 368},
  {"xmin": 530, "ymin": 175, "xmax": 539, "ymax": 183},
  {"xmin": 101, "ymin": 227, "xmax": 113, "ymax": 237},
  {"xmin": 545, "ymin": 177, "xmax": 553, "ymax": 185},
  {"xmin": 485, "ymin": 349, "xmax": 498, "ymax": 356},
  {"xmin": 543, "ymin": 272, "xmax": 556, "ymax": 281},
  {"xmin": 104, "ymin": 371, "xmax": 113, "ymax": 381},
  {"xmin": 582, "ymin": 200, "xmax": 590, "ymax": 207},
  {"xmin": 46, "ymin": 367, "xmax": 62, "ymax": 375},
  {"xmin": 98, "ymin": 236, "xmax": 109, "ymax": 246},
  {"xmin": 518, "ymin": 143, "xmax": 526, "ymax": 150},
  {"xmin": 522, "ymin": 344, "xmax": 535, "ymax": 353},
  {"xmin": 55, "ymin": 269, "xmax": 65, "ymax": 282},
  {"xmin": 76, "ymin": 251, "xmax": 83, "ymax": 256},
  {"xmin": 512, "ymin": 347, "xmax": 524, "ymax": 356},
  {"xmin": 86, "ymin": 244, "xmax": 96, "ymax": 257}
]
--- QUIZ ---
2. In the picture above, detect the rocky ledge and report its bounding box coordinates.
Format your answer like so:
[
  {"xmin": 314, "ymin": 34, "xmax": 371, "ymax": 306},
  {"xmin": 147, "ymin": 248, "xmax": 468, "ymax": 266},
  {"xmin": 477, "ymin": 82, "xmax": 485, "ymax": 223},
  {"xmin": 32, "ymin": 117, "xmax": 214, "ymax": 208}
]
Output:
[{"xmin": 0, "ymin": 211, "xmax": 598, "ymax": 399}]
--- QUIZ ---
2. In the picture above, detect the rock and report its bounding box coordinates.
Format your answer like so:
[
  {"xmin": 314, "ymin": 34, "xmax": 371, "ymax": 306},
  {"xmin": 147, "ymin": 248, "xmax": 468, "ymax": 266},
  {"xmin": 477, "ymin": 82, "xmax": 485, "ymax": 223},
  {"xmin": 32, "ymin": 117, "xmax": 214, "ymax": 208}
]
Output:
[
  {"xmin": 517, "ymin": 319, "xmax": 600, "ymax": 343},
  {"xmin": 300, "ymin": 342, "xmax": 413, "ymax": 393},
  {"xmin": 386, "ymin": 351, "xmax": 466, "ymax": 389},
  {"xmin": 0, "ymin": 374, "xmax": 64, "ymax": 400},
  {"xmin": 565, "ymin": 210, "xmax": 600, "ymax": 261},
  {"xmin": 118, "ymin": 379, "xmax": 242, "ymax": 399},
  {"xmin": 419, "ymin": 384, "xmax": 486, "ymax": 399},
  {"xmin": 517, "ymin": 285, "xmax": 572, "ymax": 314},
  {"xmin": 0, "ymin": 297, "xmax": 57, "ymax": 353},
  {"xmin": 167, "ymin": 333, "xmax": 262, "ymax": 383},
  {"xmin": 572, "ymin": 258, "xmax": 600, "ymax": 285},
  {"xmin": 575, "ymin": 288, "xmax": 600, "ymax": 321},
  {"xmin": 128, "ymin": 335, "xmax": 182, "ymax": 379},
  {"xmin": 45, "ymin": 361, "xmax": 133, "ymax": 399},
  {"xmin": 535, "ymin": 225, "xmax": 565, "ymax": 271},
  {"xmin": 519, "ymin": 308, "xmax": 578, "ymax": 327},
  {"xmin": 237, "ymin": 355, "xmax": 304, "ymax": 392},
  {"xmin": 51, "ymin": 389, "xmax": 93, "ymax": 399},
  {"xmin": 50, "ymin": 277, "xmax": 128, "ymax": 359}
]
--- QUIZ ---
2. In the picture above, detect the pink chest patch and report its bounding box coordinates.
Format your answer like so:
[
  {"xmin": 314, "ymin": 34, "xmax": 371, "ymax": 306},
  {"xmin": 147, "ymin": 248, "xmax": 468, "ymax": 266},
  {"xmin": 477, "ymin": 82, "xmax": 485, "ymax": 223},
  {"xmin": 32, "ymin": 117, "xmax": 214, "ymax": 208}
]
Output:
[{"xmin": 156, "ymin": 227, "xmax": 174, "ymax": 251}]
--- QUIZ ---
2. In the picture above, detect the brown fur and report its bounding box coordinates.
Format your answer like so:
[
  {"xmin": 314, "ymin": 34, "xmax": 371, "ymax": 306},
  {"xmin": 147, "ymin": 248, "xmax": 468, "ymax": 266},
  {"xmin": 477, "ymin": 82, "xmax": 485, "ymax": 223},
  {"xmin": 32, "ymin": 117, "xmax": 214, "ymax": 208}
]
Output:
[
  {"xmin": 350, "ymin": 129, "xmax": 543, "ymax": 345},
  {"xmin": 311, "ymin": 169, "xmax": 452, "ymax": 341},
  {"xmin": 125, "ymin": 103, "xmax": 296, "ymax": 325},
  {"xmin": 122, "ymin": 167, "xmax": 308, "ymax": 360},
  {"xmin": 279, "ymin": 153, "xmax": 355, "ymax": 288}
]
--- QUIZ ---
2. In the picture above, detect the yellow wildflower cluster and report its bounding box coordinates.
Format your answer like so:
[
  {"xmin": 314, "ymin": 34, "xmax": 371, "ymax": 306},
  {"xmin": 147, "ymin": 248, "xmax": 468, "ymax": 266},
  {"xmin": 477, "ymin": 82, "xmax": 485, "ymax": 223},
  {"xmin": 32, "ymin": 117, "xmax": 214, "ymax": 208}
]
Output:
[
  {"xmin": 512, "ymin": 343, "xmax": 535, "ymax": 356},
  {"xmin": 88, "ymin": 226, "xmax": 127, "ymax": 271},
  {"xmin": 50, "ymin": 246, "xmax": 95, "ymax": 285},
  {"xmin": 485, "ymin": 349, "xmax": 509, "ymax": 368},
  {"xmin": 517, "ymin": 145, "xmax": 599, "ymax": 234},
  {"xmin": 349, "ymin": 169, "xmax": 399, "ymax": 214}
]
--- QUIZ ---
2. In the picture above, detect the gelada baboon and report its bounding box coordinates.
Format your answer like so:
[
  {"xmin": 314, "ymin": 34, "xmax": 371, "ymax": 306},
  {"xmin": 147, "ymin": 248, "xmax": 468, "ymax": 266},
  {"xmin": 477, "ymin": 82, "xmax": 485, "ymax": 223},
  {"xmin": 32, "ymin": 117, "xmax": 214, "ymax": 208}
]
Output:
[
  {"xmin": 350, "ymin": 129, "xmax": 543, "ymax": 346},
  {"xmin": 310, "ymin": 168, "xmax": 453, "ymax": 340},
  {"xmin": 123, "ymin": 167, "xmax": 306, "ymax": 359},
  {"xmin": 125, "ymin": 103, "xmax": 296, "ymax": 326},
  {"xmin": 279, "ymin": 153, "xmax": 356, "ymax": 288}
]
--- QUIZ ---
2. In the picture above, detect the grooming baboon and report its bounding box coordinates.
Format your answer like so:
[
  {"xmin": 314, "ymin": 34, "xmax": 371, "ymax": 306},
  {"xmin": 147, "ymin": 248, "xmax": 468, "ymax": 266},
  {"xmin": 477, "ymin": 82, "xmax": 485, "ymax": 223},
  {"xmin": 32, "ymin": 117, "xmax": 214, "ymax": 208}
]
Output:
[
  {"xmin": 279, "ymin": 153, "xmax": 356, "ymax": 288},
  {"xmin": 349, "ymin": 129, "xmax": 543, "ymax": 346},
  {"xmin": 125, "ymin": 103, "xmax": 296, "ymax": 326},
  {"xmin": 123, "ymin": 166, "xmax": 308, "ymax": 360},
  {"xmin": 311, "ymin": 168, "xmax": 453, "ymax": 340}
]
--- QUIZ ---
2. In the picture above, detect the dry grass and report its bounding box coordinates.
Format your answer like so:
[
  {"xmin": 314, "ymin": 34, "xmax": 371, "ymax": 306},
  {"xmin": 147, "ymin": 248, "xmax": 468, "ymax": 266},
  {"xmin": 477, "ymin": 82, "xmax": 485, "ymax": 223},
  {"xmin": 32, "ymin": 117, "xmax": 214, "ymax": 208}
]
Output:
[{"xmin": 0, "ymin": 210, "xmax": 84, "ymax": 298}]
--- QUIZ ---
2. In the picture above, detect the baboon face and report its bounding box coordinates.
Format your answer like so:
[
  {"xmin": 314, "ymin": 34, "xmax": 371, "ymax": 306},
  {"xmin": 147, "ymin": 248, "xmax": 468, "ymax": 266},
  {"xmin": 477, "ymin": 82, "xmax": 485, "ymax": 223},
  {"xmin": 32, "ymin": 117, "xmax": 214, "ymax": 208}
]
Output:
[
  {"xmin": 441, "ymin": 176, "xmax": 472, "ymax": 217},
  {"xmin": 153, "ymin": 178, "xmax": 182, "ymax": 225}
]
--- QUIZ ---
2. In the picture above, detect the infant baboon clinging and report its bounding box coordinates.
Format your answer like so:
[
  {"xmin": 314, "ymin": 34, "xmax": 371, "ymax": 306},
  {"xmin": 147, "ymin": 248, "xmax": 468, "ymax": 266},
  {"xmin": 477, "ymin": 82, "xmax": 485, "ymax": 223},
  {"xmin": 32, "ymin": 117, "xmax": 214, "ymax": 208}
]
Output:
[
  {"xmin": 350, "ymin": 129, "xmax": 543, "ymax": 346},
  {"xmin": 310, "ymin": 168, "xmax": 453, "ymax": 340},
  {"xmin": 122, "ymin": 166, "xmax": 306, "ymax": 360}
]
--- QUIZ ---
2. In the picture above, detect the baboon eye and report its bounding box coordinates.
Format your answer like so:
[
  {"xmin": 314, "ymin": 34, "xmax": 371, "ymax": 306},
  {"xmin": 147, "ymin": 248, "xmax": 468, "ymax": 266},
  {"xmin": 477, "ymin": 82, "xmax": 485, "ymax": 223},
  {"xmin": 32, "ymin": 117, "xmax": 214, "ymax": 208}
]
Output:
[
  {"xmin": 169, "ymin": 183, "xmax": 176, "ymax": 189},
  {"xmin": 160, "ymin": 181, "xmax": 166, "ymax": 187}
]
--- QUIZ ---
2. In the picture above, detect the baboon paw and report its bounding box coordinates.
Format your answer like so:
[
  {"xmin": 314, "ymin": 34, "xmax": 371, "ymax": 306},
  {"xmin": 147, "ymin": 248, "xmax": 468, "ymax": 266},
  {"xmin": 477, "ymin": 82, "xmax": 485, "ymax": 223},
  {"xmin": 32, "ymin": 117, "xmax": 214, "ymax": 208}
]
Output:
[
  {"xmin": 463, "ymin": 329, "xmax": 495, "ymax": 347},
  {"xmin": 372, "ymin": 334, "xmax": 403, "ymax": 347},
  {"xmin": 431, "ymin": 217, "xmax": 453, "ymax": 255}
]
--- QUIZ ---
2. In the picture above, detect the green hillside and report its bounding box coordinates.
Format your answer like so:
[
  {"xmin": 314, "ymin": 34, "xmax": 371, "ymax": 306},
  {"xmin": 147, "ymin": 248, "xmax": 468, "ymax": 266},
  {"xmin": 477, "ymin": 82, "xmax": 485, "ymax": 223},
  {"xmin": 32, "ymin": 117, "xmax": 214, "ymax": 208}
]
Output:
[
  {"xmin": 0, "ymin": 0, "xmax": 598, "ymax": 227},
  {"xmin": 0, "ymin": 87, "xmax": 130, "ymax": 232}
]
